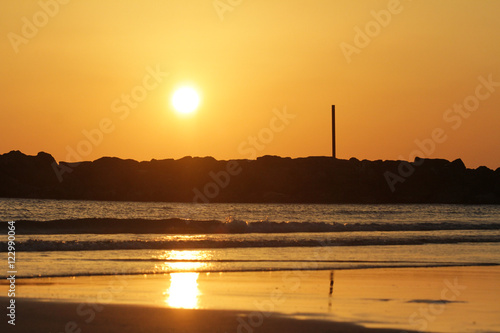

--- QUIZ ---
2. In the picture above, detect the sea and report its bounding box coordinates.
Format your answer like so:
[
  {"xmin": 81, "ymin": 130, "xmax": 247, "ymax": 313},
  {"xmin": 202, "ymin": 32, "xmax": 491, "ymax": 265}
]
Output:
[{"xmin": 1, "ymin": 198, "xmax": 500, "ymax": 279}]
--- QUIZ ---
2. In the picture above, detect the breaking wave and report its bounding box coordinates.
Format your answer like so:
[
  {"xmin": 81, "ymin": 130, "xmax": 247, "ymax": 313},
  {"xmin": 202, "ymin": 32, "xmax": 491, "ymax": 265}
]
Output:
[{"xmin": 2, "ymin": 217, "xmax": 500, "ymax": 235}]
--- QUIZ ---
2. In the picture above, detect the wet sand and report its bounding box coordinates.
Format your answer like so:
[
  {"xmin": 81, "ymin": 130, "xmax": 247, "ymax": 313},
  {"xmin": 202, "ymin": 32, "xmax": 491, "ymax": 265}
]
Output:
[
  {"xmin": 1, "ymin": 266, "xmax": 499, "ymax": 332},
  {"xmin": 1, "ymin": 299, "xmax": 415, "ymax": 333}
]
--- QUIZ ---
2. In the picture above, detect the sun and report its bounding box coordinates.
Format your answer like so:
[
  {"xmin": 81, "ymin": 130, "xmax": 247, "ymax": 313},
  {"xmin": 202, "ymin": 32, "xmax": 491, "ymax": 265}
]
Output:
[{"xmin": 171, "ymin": 86, "xmax": 200, "ymax": 115}]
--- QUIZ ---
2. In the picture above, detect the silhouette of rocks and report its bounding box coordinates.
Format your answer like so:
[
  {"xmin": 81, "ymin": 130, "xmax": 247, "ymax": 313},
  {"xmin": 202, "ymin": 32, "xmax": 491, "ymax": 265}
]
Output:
[
  {"xmin": 0, "ymin": 151, "xmax": 499, "ymax": 204},
  {"xmin": 0, "ymin": 151, "xmax": 59, "ymax": 198}
]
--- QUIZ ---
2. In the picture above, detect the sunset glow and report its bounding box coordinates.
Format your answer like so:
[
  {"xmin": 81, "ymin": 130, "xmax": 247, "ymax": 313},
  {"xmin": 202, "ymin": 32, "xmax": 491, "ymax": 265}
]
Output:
[
  {"xmin": 2, "ymin": 2, "xmax": 499, "ymax": 331},
  {"xmin": 1, "ymin": 1, "xmax": 499, "ymax": 168}
]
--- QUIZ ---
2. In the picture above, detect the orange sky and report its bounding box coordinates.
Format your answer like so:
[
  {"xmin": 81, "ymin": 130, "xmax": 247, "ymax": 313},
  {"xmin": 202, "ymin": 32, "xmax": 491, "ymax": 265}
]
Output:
[{"xmin": 1, "ymin": 0, "xmax": 499, "ymax": 168}]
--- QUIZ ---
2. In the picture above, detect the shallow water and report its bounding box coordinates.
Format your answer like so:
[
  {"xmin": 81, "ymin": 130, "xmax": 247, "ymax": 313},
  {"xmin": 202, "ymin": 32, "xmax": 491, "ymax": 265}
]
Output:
[{"xmin": 1, "ymin": 198, "xmax": 499, "ymax": 278}]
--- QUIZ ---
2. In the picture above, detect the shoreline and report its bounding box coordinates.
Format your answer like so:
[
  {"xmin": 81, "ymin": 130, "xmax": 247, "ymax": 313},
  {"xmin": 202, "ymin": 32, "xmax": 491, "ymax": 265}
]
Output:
[
  {"xmin": 2, "ymin": 266, "xmax": 499, "ymax": 332},
  {"xmin": 2, "ymin": 262, "xmax": 499, "ymax": 280}
]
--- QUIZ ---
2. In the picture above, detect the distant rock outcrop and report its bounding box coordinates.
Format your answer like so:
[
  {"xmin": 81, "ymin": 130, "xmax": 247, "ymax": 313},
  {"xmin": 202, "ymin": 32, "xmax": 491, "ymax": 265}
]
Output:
[{"xmin": 0, "ymin": 151, "xmax": 499, "ymax": 204}]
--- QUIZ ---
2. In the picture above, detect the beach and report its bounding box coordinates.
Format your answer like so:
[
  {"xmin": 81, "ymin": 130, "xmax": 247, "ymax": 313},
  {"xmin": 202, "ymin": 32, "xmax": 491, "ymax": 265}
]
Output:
[
  {"xmin": 3, "ymin": 0, "xmax": 500, "ymax": 331},
  {"xmin": 2, "ymin": 266, "xmax": 499, "ymax": 332},
  {"xmin": 2, "ymin": 200, "xmax": 500, "ymax": 332},
  {"xmin": 2, "ymin": 300, "xmax": 411, "ymax": 333}
]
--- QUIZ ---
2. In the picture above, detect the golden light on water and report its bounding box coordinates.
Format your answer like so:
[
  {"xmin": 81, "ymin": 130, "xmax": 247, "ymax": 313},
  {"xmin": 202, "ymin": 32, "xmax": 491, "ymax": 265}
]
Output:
[
  {"xmin": 159, "ymin": 250, "xmax": 211, "ymax": 309},
  {"xmin": 165, "ymin": 272, "xmax": 200, "ymax": 309},
  {"xmin": 155, "ymin": 249, "xmax": 212, "ymax": 272}
]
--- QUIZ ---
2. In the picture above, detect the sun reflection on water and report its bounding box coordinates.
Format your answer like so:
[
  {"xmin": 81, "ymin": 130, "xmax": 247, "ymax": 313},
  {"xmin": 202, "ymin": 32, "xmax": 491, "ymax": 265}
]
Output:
[
  {"xmin": 154, "ymin": 249, "xmax": 212, "ymax": 272},
  {"xmin": 158, "ymin": 250, "xmax": 211, "ymax": 309},
  {"xmin": 165, "ymin": 272, "xmax": 200, "ymax": 309}
]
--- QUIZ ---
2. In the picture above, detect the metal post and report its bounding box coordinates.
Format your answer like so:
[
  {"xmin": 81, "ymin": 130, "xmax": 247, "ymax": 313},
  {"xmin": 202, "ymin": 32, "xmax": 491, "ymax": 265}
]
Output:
[{"xmin": 332, "ymin": 105, "xmax": 336, "ymax": 159}]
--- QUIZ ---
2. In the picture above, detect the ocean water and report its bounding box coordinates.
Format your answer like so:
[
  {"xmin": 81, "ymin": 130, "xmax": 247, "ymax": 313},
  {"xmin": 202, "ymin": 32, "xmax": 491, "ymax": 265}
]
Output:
[{"xmin": 1, "ymin": 198, "xmax": 499, "ymax": 279}]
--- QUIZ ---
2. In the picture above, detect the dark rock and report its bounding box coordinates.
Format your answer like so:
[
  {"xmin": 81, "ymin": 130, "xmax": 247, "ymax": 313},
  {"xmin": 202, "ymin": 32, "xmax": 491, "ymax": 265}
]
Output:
[
  {"xmin": 0, "ymin": 151, "xmax": 499, "ymax": 204},
  {"xmin": 0, "ymin": 150, "xmax": 59, "ymax": 198}
]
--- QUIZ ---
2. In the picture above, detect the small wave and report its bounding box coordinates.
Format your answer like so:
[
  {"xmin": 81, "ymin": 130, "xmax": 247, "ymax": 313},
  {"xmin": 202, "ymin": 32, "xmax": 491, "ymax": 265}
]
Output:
[
  {"xmin": 2, "ymin": 234, "xmax": 500, "ymax": 252},
  {"xmin": 2, "ymin": 218, "xmax": 500, "ymax": 235}
]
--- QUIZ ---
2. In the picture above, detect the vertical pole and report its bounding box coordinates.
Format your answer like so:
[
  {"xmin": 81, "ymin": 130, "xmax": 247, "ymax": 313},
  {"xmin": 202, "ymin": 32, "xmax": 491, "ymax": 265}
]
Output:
[{"xmin": 332, "ymin": 105, "xmax": 336, "ymax": 159}]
